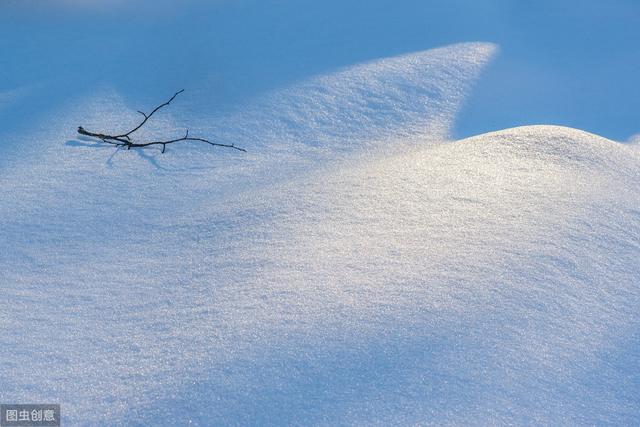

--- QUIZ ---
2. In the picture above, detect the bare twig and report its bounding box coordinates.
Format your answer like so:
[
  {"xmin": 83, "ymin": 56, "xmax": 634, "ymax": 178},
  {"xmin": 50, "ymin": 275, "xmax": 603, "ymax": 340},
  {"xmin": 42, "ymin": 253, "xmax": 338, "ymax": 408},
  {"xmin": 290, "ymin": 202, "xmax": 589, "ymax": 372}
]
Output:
[{"xmin": 77, "ymin": 90, "xmax": 246, "ymax": 153}]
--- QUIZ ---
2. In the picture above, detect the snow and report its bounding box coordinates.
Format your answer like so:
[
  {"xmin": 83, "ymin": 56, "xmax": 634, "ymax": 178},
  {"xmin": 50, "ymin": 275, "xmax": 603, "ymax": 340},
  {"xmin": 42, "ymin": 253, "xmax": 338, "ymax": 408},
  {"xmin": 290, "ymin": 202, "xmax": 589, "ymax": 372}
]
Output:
[{"xmin": 1, "ymin": 1, "xmax": 639, "ymax": 425}]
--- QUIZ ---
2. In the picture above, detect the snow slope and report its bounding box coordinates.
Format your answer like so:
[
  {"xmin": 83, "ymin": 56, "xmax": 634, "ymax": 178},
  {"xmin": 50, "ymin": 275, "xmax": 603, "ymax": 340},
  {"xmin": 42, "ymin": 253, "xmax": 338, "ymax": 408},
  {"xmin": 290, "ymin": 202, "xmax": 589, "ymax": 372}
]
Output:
[
  {"xmin": 144, "ymin": 124, "xmax": 638, "ymax": 425},
  {"xmin": 0, "ymin": 8, "xmax": 639, "ymax": 424},
  {"xmin": 2, "ymin": 56, "xmax": 640, "ymax": 424},
  {"xmin": 0, "ymin": 43, "xmax": 510, "ymax": 425}
]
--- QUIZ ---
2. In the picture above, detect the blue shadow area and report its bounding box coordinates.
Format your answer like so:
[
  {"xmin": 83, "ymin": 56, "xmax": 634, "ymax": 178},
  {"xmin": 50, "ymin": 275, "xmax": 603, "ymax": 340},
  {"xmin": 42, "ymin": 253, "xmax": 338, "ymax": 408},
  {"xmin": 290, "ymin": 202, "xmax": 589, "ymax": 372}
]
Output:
[{"xmin": 1, "ymin": 0, "xmax": 638, "ymax": 139}]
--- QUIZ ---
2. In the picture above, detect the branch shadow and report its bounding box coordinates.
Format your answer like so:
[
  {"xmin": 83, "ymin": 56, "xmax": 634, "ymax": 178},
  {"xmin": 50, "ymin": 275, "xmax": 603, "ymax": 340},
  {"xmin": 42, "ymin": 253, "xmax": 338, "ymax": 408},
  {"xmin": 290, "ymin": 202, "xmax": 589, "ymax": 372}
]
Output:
[
  {"xmin": 65, "ymin": 137, "xmax": 234, "ymax": 173},
  {"xmin": 65, "ymin": 138, "xmax": 109, "ymax": 149},
  {"xmin": 65, "ymin": 138, "xmax": 168, "ymax": 170},
  {"xmin": 133, "ymin": 146, "xmax": 169, "ymax": 171}
]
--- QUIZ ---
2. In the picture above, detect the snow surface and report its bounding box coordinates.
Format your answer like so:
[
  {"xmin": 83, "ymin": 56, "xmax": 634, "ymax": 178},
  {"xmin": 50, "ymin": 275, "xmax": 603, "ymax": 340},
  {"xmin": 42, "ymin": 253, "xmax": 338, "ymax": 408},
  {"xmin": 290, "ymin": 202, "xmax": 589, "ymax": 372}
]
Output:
[{"xmin": 1, "ymin": 2, "xmax": 640, "ymax": 426}]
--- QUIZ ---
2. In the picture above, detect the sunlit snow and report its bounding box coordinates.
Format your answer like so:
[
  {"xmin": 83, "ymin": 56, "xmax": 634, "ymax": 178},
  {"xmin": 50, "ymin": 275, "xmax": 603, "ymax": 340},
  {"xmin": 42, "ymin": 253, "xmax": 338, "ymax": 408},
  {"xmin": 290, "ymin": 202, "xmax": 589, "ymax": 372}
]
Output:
[{"xmin": 1, "ymin": 1, "xmax": 639, "ymax": 426}]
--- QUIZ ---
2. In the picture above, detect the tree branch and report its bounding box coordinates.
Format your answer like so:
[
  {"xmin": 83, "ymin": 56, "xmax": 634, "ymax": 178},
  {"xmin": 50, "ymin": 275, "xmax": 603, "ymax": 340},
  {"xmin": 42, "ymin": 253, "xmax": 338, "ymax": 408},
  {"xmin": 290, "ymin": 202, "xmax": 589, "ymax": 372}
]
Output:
[
  {"xmin": 76, "ymin": 90, "xmax": 245, "ymax": 154},
  {"xmin": 115, "ymin": 89, "xmax": 183, "ymax": 139}
]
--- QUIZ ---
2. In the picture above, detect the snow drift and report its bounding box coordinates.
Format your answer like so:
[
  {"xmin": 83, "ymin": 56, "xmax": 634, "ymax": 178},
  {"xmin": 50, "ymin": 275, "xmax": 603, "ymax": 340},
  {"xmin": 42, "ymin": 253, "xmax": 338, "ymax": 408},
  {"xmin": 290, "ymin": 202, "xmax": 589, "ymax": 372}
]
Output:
[{"xmin": 1, "ymin": 40, "xmax": 639, "ymax": 426}]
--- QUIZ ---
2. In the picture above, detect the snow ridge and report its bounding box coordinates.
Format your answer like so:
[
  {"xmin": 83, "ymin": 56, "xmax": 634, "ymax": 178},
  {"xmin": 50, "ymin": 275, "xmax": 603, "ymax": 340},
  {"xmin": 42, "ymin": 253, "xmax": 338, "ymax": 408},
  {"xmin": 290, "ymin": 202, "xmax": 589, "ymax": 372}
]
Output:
[{"xmin": 1, "ymin": 41, "xmax": 639, "ymax": 425}]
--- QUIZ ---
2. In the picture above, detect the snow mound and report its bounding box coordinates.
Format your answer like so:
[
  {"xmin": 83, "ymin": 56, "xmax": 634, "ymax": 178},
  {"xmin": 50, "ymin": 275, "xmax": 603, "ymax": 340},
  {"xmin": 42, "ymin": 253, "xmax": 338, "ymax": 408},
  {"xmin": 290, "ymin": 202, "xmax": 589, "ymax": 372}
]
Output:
[
  {"xmin": 0, "ymin": 42, "xmax": 497, "ymax": 425},
  {"xmin": 3, "ymin": 112, "xmax": 640, "ymax": 424},
  {"xmin": 458, "ymin": 125, "xmax": 639, "ymax": 171},
  {"xmin": 181, "ymin": 124, "xmax": 638, "ymax": 425},
  {"xmin": 0, "ymin": 31, "xmax": 638, "ymax": 424},
  {"xmin": 209, "ymin": 42, "xmax": 497, "ymax": 152}
]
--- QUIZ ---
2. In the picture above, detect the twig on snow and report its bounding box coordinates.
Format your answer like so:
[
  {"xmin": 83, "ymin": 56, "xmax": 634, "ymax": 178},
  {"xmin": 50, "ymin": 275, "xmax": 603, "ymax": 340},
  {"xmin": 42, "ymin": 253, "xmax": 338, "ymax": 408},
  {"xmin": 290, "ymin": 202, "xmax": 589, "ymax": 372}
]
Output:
[{"xmin": 77, "ymin": 90, "xmax": 246, "ymax": 153}]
